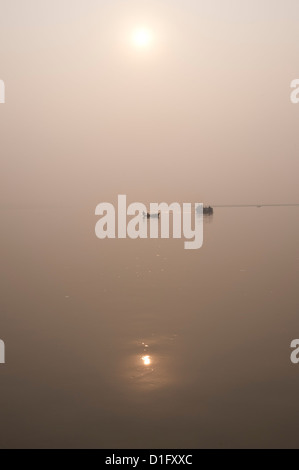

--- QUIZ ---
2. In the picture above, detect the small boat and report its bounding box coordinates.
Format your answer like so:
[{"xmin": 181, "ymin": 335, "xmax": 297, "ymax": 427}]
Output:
[
  {"xmin": 197, "ymin": 206, "xmax": 214, "ymax": 215},
  {"xmin": 143, "ymin": 211, "xmax": 161, "ymax": 219}
]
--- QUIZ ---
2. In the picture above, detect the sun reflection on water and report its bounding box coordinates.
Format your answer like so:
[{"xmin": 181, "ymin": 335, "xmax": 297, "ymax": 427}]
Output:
[
  {"xmin": 142, "ymin": 355, "xmax": 151, "ymax": 366},
  {"xmin": 121, "ymin": 335, "xmax": 177, "ymax": 390}
]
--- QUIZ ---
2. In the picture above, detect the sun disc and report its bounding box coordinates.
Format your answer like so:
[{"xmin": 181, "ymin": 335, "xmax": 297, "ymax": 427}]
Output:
[{"xmin": 132, "ymin": 28, "xmax": 153, "ymax": 48}]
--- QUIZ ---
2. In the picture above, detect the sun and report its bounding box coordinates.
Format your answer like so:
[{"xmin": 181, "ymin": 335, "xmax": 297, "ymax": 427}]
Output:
[
  {"xmin": 132, "ymin": 28, "xmax": 153, "ymax": 48},
  {"xmin": 142, "ymin": 355, "xmax": 151, "ymax": 366}
]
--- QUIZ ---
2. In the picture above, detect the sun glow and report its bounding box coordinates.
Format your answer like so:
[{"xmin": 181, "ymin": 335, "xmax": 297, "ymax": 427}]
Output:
[
  {"xmin": 132, "ymin": 28, "xmax": 153, "ymax": 48},
  {"xmin": 142, "ymin": 355, "xmax": 151, "ymax": 366}
]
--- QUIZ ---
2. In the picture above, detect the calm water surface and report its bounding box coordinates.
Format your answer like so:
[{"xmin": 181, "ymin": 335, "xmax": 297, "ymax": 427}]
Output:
[{"xmin": 0, "ymin": 206, "xmax": 298, "ymax": 448}]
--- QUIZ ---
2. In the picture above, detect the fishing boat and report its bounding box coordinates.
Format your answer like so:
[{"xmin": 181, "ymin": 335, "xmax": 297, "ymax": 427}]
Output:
[
  {"xmin": 196, "ymin": 206, "xmax": 214, "ymax": 215},
  {"xmin": 142, "ymin": 211, "xmax": 161, "ymax": 219}
]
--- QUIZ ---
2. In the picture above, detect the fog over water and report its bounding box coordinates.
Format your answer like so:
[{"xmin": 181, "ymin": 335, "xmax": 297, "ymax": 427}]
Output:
[
  {"xmin": 0, "ymin": 0, "xmax": 299, "ymax": 449},
  {"xmin": 0, "ymin": 206, "xmax": 298, "ymax": 448}
]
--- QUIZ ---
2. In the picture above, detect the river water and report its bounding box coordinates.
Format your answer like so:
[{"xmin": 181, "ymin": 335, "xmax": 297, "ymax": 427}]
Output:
[{"xmin": 0, "ymin": 206, "xmax": 298, "ymax": 448}]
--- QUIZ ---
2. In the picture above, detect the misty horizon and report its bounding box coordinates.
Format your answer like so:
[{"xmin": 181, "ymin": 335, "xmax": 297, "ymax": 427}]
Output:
[{"xmin": 0, "ymin": 0, "xmax": 299, "ymax": 451}]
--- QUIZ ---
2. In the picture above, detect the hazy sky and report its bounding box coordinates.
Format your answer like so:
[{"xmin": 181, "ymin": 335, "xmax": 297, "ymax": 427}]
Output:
[{"xmin": 1, "ymin": 0, "xmax": 299, "ymax": 207}]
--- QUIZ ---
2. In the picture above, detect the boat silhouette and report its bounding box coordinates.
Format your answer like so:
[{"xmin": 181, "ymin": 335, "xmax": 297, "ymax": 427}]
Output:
[
  {"xmin": 142, "ymin": 211, "xmax": 161, "ymax": 219},
  {"xmin": 196, "ymin": 206, "xmax": 214, "ymax": 215}
]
